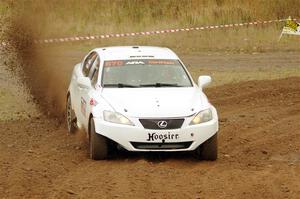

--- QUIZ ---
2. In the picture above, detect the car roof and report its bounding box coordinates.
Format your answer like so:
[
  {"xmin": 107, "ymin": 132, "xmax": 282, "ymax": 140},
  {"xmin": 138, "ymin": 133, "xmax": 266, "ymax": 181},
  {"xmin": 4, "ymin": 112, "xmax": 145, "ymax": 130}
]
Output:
[{"xmin": 93, "ymin": 46, "xmax": 179, "ymax": 61}]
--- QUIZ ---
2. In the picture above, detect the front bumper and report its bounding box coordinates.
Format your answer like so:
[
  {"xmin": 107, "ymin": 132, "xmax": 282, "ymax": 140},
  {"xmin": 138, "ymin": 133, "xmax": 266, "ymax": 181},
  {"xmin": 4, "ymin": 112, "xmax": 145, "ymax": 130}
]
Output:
[{"xmin": 93, "ymin": 112, "xmax": 218, "ymax": 152}]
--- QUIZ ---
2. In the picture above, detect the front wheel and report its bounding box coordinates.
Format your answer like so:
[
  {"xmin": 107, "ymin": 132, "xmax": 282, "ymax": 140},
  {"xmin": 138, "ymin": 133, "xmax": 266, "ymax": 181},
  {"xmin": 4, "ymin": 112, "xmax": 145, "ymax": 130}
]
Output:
[
  {"xmin": 89, "ymin": 118, "xmax": 108, "ymax": 160},
  {"xmin": 194, "ymin": 133, "xmax": 218, "ymax": 161}
]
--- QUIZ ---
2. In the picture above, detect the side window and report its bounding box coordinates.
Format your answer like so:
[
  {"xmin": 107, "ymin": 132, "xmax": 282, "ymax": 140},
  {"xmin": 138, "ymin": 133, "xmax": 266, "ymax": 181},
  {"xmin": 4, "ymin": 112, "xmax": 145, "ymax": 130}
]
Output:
[
  {"xmin": 90, "ymin": 57, "xmax": 100, "ymax": 87},
  {"xmin": 82, "ymin": 52, "xmax": 97, "ymax": 77}
]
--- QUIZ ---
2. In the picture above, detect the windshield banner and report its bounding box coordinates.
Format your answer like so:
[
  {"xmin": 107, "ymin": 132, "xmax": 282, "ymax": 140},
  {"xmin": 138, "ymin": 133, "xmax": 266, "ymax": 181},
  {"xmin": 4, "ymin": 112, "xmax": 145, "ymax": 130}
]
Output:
[{"xmin": 104, "ymin": 59, "xmax": 179, "ymax": 67}]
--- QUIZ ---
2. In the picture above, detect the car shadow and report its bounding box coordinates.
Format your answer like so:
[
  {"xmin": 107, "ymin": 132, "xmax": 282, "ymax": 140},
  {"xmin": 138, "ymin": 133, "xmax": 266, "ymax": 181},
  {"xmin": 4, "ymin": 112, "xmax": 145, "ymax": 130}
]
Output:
[
  {"xmin": 77, "ymin": 133, "xmax": 202, "ymax": 163},
  {"xmin": 109, "ymin": 149, "xmax": 199, "ymax": 163}
]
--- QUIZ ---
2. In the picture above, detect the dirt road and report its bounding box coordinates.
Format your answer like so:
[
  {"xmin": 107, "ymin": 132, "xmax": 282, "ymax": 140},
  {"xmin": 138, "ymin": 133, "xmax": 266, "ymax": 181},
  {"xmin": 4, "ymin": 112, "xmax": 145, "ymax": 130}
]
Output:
[{"xmin": 0, "ymin": 50, "xmax": 300, "ymax": 198}]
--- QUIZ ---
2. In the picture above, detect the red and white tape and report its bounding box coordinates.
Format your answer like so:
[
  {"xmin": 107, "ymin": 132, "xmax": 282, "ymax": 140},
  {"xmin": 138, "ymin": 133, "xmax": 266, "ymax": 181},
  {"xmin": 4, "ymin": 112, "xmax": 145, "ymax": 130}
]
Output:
[{"xmin": 0, "ymin": 18, "xmax": 297, "ymax": 46}]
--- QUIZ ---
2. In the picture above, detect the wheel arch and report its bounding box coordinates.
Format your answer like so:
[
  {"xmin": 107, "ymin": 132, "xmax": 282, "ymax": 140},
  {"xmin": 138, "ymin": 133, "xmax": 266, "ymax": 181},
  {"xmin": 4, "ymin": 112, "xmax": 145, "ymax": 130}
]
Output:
[{"xmin": 66, "ymin": 91, "xmax": 72, "ymax": 108}]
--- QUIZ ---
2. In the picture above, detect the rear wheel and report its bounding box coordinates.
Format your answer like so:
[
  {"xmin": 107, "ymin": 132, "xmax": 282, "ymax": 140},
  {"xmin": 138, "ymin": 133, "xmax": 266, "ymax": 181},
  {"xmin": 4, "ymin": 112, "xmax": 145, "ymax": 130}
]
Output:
[
  {"xmin": 66, "ymin": 95, "xmax": 77, "ymax": 133},
  {"xmin": 89, "ymin": 118, "xmax": 108, "ymax": 160},
  {"xmin": 195, "ymin": 133, "xmax": 218, "ymax": 161}
]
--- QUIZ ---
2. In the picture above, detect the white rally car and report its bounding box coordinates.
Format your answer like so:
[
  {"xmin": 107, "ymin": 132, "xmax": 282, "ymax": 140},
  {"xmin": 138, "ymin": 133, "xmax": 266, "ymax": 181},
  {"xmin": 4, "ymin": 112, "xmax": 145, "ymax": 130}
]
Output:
[{"xmin": 66, "ymin": 46, "xmax": 219, "ymax": 160}]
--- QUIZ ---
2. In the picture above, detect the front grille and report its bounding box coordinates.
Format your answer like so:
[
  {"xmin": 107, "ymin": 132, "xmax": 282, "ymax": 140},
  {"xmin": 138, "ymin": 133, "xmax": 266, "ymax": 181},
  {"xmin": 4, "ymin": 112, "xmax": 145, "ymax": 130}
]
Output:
[
  {"xmin": 139, "ymin": 118, "xmax": 184, "ymax": 129},
  {"xmin": 131, "ymin": 141, "xmax": 192, "ymax": 150}
]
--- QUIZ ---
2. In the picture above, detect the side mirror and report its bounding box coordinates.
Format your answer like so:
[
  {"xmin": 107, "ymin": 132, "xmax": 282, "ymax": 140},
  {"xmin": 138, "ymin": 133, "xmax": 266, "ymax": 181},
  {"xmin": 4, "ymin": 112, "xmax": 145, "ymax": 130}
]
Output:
[
  {"xmin": 77, "ymin": 77, "xmax": 91, "ymax": 88},
  {"xmin": 198, "ymin": 75, "xmax": 212, "ymax": 89}
]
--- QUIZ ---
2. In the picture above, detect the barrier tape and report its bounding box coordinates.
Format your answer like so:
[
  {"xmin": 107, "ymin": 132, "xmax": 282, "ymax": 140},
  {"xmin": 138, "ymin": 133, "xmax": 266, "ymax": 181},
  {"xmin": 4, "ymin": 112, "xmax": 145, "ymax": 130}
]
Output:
[{"xmin": 0, "ymin": 18, "xmax": 297, "ymax": 47}]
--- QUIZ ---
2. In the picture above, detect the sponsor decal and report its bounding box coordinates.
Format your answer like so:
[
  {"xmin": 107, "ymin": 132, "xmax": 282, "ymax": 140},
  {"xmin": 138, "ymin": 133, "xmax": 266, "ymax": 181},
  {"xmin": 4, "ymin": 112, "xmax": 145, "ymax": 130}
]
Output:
[
  {"xmin": 126, "ymin": 61, "xmax": 145, "ymax": 65},
  {"xmin": 147, "ymin": 132, "xmax": 179, "ymax": 141},
  {"xmin": 148, "ymin": 60, "xmax": 176, "ymax": 65}
]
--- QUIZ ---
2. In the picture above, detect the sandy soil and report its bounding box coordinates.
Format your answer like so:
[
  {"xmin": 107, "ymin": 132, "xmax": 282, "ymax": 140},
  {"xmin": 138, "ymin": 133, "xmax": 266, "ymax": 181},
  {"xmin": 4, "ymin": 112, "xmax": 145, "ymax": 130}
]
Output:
[{"xmin": 0, "ymin": 51, "xmax": 300, "ymax": 198}]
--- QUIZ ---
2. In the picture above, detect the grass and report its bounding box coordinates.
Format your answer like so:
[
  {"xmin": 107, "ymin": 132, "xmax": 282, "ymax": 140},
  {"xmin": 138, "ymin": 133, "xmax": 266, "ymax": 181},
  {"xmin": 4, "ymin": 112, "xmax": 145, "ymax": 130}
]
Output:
[
  {"xmin": 6, "ymin": 0, "xmax": 300, "ymax": 36},
  {"xmin": 1, "ymin": 0, "xmax": 300, "ymax": 53}
]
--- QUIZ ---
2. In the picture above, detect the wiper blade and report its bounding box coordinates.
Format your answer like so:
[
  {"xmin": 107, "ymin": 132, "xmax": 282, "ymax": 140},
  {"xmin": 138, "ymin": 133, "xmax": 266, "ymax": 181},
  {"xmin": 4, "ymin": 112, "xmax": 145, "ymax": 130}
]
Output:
[
  {"xmin": 103, "ymin": 83, "xmax": 139, "ymax": 88},
  {"xmin": 139, "ymin": 83, "xmax": 182, "ymax": 87}
]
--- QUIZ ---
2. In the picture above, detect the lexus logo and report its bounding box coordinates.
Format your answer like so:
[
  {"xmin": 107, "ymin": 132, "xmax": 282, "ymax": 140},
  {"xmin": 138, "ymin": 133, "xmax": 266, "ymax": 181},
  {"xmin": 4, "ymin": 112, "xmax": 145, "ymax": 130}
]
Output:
[{"xmin": 157, "ymin": 120, "xmax": 168, "ymax": 128}]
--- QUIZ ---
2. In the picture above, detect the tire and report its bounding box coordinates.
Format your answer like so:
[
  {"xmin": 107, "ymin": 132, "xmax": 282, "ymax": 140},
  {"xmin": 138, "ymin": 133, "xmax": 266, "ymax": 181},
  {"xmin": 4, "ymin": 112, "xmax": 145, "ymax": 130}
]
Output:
[
  {"xmin": 195, "ymin": 133, "xmax": 218, "ymax": 161},
  {"xmin": 89, "ymin": 118, "xmax": 108, "ymax": 160},
  {"xmin": 66, "ymin": 95, "xmax": 77, "ymax": 133}
]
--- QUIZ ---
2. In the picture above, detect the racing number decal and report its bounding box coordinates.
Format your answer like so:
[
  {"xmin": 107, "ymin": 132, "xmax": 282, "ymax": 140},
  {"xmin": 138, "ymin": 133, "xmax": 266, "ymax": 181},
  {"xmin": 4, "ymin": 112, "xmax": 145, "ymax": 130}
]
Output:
[
  {"xmin": 81, "ymin": 97, "xmax": 86, "ymax": 117},
  {"xmin": 104, "ymin": 60, "xmax": 124, "ymax": 67}
]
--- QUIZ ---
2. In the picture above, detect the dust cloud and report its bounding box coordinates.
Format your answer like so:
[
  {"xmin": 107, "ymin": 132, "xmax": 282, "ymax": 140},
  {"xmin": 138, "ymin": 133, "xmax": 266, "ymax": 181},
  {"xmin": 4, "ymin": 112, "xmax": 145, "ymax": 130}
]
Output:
[{"xmin": 3, "ymin": 13, "xmax": 72, "ymax": 121}]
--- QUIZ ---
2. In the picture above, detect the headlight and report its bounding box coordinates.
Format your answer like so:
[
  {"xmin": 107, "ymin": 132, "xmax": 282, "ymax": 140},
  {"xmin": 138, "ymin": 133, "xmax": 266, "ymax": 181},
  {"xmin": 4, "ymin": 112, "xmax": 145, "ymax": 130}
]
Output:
[
  {"xmin": 103, "ymin": 110, "xmax": 134, "ymax": 126},
  {"xmin": 189, "ymin": 109, "xmax": 212, "ymax": 125}
]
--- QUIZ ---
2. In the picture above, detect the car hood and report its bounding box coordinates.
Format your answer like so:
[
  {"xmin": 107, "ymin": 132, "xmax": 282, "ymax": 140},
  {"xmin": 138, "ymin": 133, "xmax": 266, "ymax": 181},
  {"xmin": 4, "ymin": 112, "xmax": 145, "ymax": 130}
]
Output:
[{"xmin": 101, "ymin": 87, "xmax": 210, "ymax": 118}]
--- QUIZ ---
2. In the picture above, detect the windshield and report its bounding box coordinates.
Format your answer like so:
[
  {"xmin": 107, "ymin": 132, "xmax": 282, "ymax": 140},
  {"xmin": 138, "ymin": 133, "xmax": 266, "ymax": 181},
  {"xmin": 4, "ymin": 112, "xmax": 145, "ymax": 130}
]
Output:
[{"xmin": 102, "ymin": 59, "xmax": 192, "ymax": 88}]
